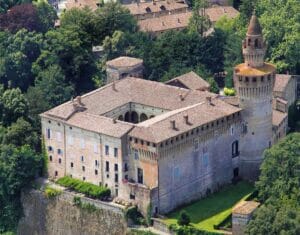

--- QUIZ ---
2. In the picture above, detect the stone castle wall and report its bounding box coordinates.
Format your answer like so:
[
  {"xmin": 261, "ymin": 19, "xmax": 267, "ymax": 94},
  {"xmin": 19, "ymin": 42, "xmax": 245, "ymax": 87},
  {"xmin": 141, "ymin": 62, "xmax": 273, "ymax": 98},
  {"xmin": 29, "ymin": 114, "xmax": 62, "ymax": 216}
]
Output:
[{"xmin": 18, "ymin": 190, "xmax": 127, "ymax": 235}]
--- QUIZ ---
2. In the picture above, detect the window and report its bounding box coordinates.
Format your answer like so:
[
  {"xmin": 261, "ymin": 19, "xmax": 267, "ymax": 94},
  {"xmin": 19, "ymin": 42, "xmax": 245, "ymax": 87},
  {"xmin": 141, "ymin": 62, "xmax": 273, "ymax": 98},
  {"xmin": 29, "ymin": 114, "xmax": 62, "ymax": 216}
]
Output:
[
  {"xmin": 56, "ymin": 132, "xmax": 62, "ymax": 142},
  {"xmin": 83, "ymin": 177, "xmax": 86, "ymax": 181},
  {"xmin": 81, "ymin": 156, "xmax": 84, "ymax": 162},
  {"xmin": 134, "ymin": 149, "xmax": 139, "ymax": 160},
  {"xmin": 130, "ymin": 194, "xmax": 135, "ymax": 200},
  {"xmin": 261, "ymin": 76, "xmax": 264, "ymax": 82},
  {"xmin": 80, "ymin": 138, "xmax": 85, "ymax": 149},
  {"xmin": 233, "ymin": 168, "xmax": 239, "ymax": 177},
  {"xmin": 124, "ymin": 163, "xmax": 128, "ymax": 172},
  {"xmin": 93, "ymin": 143, "xmax": 98, "ymax": 153},
  {"xmin": 114, "ymin": 164, "xmax": 118, "ymax": 171},
  {"xmin": 82, "ymin": 166, "xmax": 85, "ymax": 171},
  {"xmin": 95, "ymin": 160, "xmax": 99, "ymax": 167},
  {"xmin": 95, "ymin": 170, "xmax": 98, "ymax": 175},
  {"xmin": 230, "ymin": 126, "xmax": 234, "ymax": 136},
  {"xmin": 245, "ymin": 77, "xmax": 249, "ymax": 82},
  {"xmin": 55, "ymin": 171, "xmax": 58, "ymax": 177},
  {"xmin": 106, "ymin": 161, "xmax": 109, "ymax": 172},
  {"xmin": 105, "ymin": 145, "xmax": 109, "ymax": 155},
  {"xmin": 59, "ymin": 158, "xmax": 62, "ymax": 164},
  {"xmin": 203, "ymin": 153, "xmax": 209, "ymax": 167},
  {"xmin": 137, "ymin": 168, "xmax": 143, "ymax": 184},
  {"xmin": 232, "ymin": 140, "xmax": 239, "ymax": 158},
  {"xmin": 114, "ymin": 148, "xmax": 118, "ymax": 157},
  {"xmin": 253, "ymin": 77, "xmax": 257, "ymax": 82},
  {"xmin": 193, "ymin": 139, "xmax": 199, "ymax": 152},
  {"xmin": 57, "ymin": 149, "xmax": 62, "ymax": 155},
  {"xmin": 46, "ymin": 128, "xmax": 51, "ymax": 139},
  {"xmin": 115, "ymin": 189, "xmax": 118, "ymax": 196},
  {"xmin": 71, "ymin": 162, "xmax": 74, "ymax": 168},
  {"xmin": 115, "ymin": 174, "xmax": 119, "ymax": 183},
  {"xmin": 48, "ymin": 146, "xmax": 53, "ymax": 152},
  {"xmin": 49, "ymin": 155, "xmax": 52, "ymax": 161},
  {"xmin": 125, "ymin": 175, "xmax": 128, "ymax": 180}
]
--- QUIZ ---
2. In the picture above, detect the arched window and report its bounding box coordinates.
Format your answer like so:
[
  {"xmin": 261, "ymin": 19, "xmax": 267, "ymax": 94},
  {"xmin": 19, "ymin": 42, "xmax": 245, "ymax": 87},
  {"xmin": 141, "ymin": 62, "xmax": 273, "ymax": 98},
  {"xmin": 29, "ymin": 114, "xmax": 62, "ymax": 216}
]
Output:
[
  {"xmin": 131, "ymin": 111, "xmax": 138, "ymax": 124},
  {"xmin": 140, "ymin": 113, "xmax": 148, "ymax": 122},
  {"xmin": 145, "ymin": 7, "xmax": 151, "ymax": 13},
  {"xmin": 255, "ymin": 39, "xmax": 259, "ymax": 48},
  {"xmin": 124, "ymin": 112, "xmax": 130, "ymax": 122}
]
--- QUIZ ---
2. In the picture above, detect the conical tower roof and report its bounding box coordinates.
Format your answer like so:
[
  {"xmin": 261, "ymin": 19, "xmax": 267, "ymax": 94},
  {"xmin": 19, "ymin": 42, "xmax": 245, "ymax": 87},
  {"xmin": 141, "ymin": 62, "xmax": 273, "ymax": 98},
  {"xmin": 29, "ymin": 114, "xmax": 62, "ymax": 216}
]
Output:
[{"xmin": 247, "ymin": 13, "xmax": 262, "ymax": 35}]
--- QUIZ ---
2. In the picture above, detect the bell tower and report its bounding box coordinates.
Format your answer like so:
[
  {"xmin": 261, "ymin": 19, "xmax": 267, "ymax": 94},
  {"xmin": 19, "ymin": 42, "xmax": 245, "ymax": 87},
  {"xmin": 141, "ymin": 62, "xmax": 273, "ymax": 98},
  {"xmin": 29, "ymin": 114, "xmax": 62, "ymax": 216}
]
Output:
[{"xmin": 234, "ymin": 13, "xmax": 276, "ymax": 181}]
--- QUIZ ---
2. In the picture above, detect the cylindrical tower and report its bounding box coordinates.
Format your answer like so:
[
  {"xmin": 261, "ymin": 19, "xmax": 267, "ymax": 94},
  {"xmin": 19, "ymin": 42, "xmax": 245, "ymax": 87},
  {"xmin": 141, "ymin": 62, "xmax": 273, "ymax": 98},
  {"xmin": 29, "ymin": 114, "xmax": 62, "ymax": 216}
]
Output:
[{"xmin": 234, "ymin": 13, "xmax": 276, "ymax": 181}]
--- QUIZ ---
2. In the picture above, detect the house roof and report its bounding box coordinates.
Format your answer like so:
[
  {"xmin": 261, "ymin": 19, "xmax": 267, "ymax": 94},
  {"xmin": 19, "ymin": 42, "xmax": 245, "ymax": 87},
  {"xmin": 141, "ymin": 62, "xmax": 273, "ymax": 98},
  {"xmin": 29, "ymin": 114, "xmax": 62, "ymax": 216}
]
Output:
[
  {"xmin": 41, "ymin": 77, "xmax": 240, "ymax": 141},
  {"xmin": 232, "ymin": 201, "xmax": 260, "ymax": 215},
  {"xmin": 273, "ymin": 74, "xmax": 293, "ymax": 93},
  {"xmin": 129, "ymin": 97, "xmax": 241, "ymax": 143},
  {"xmin": 165, "ymin": 71, "xmax": 210, "ymax": 90},
  {"xmin": 106, "ymin": 56, "xmax": 143, "ymax": 68},
  {"xmin": 138, "ymin": 6, "xmax": 239, "ymax": 33},
  {"xmin": 65, "ymin": 0, "xmax": 98, "ymax": 11},
  {"xmin": 205, "ymin": 6, "xmax": 239, "ymax": 23},
  {"xmin": 124, "ymin": 0, "xmax": 188, "ymax": 16},
  {"xmin": 272, "ymin": 109, "xmax": 287, "ymax": 127},
  {"xmin": 235, "ymin": 63, "xmax": 276, "ymax": 76}
]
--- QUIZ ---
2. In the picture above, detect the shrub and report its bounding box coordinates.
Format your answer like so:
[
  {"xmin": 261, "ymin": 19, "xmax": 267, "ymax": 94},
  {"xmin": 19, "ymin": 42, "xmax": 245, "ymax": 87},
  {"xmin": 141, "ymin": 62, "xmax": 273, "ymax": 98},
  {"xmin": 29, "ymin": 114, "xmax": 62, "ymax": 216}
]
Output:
[
  {"xmin": 178, "ymin": 210, "xmax": 191, "ymax": 226},
  {"xmin": 224, "ymin": 87, "xmax": 236, "ymax": 96},
  {"xmin": 56, "ymin": 176, "xmax": 110, "ymax": 199},
  {"xmin": 44, "ymin": 186, "xmax": 62, "ymax": 198},
  {"xmin": 125, "ymin": 206, "xmax": 144, "ymax": 224},
  {"xmin": 73, "ymin": 196, "xmax": 82, "ymax": 206}
]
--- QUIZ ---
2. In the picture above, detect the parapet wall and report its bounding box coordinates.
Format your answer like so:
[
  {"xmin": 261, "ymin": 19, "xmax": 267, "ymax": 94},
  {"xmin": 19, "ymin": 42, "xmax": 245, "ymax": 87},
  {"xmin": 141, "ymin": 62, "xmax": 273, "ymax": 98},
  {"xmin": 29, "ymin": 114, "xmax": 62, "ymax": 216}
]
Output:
[{"xmin": 18, "ymin": 189, "xmax": 127, "ymax": 235}]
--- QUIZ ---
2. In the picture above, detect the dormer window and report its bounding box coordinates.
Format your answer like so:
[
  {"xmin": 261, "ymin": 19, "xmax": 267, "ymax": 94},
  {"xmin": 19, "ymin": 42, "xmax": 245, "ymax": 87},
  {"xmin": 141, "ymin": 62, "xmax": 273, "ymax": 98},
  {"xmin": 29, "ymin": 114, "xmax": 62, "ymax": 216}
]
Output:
[{"xmin": 160, "ymin": 5, "xmax": 166, "ymax": 11}]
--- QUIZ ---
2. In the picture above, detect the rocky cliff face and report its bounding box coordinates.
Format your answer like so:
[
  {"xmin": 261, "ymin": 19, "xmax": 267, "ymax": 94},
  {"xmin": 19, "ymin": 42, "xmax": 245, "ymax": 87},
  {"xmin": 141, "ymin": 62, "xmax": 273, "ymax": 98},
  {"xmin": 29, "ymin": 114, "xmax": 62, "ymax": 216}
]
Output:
[{"xmin": 18, "ymin": 190, "xmax": 127, "ymax": 235}]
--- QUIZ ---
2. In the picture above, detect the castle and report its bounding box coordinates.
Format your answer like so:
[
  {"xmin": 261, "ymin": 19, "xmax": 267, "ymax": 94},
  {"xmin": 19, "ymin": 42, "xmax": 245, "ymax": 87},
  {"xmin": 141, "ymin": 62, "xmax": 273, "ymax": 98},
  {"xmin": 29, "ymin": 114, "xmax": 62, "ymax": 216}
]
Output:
[{"xmin": 41, "ymin": 14, "xmax": 291, "ymax": 215}]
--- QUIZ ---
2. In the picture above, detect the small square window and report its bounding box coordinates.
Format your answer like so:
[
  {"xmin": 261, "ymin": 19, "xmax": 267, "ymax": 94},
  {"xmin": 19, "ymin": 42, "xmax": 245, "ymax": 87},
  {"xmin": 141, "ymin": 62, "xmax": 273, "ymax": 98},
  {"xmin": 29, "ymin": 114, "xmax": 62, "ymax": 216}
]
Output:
[
  {"xmin": 71, "ymin": 162, "xmax": 74, "ymax": 168},
  {"xmin": 57, "ymin": 149, "xmax": 62, "ymax": 155},
  {"xmin": 58, "ymin": 158, "xmax": 62, "ymax": 164},
  {"xmin": 82, "ymin": 166, "xmax": 85, "ymax": 171},
  {"xmin": 95, "ymin": 170, "xmax": 98, "ymax": 175}
]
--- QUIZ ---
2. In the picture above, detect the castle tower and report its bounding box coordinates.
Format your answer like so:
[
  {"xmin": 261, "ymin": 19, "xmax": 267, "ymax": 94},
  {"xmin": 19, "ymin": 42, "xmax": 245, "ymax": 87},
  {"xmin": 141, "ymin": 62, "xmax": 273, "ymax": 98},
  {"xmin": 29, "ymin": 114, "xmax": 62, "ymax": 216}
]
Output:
[{"xmin": 234, "ymin": 13, "xmax": 276, "ymax": 181}]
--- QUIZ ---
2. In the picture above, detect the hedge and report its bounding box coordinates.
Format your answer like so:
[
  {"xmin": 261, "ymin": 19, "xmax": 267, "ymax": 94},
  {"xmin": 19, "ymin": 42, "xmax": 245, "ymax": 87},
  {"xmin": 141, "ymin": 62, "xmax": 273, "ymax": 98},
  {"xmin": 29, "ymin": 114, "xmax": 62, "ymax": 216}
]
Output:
[{"xmin": 56, "ymin": 176, "xmax": 110, "ymax": 199}]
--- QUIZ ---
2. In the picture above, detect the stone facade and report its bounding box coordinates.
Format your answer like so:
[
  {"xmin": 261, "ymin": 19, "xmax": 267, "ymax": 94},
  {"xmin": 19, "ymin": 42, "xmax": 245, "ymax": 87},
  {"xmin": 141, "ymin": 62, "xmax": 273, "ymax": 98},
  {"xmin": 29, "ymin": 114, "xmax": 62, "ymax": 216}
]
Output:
[
  {"xmin": 18, "ymin": 189, "xmax": 127, "ymax": 235},
  {"xmin": 41, "ymin": 15, "xmax": 291, "ymax": 217}
]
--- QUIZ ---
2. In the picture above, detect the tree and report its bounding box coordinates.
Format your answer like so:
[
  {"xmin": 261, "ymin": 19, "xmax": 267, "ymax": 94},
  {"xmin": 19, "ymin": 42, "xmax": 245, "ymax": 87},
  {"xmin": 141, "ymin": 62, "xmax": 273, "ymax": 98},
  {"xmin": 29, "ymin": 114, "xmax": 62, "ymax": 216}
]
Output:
[
  {"xmin": 0, "ymin": 29, "xmax": 43, "ymax": 91},
  {"xmin": 0, "ymin": 87, "xmax": 28, "ymax": 126},
  {"xmin": 94, "ymin": 2, "xmax": 137, "ymax": 44},
  {"xmin": 246, "ymin": 133, "xmax": 300, "ymax": 234},
  {"xmin": 188, "ymin": 0, "xmax": 211, "ymax": 36},
  {"xmin": 178, "ymin": 210, "xmax": 191, "ymax": 226},
  {"xmin": 0, "ymin": 144, "xmax": 42, "ymax": 231},
  {"xmin": 34, "ymin": 0, "xmax": 57, "ymax": 33},
  {"xmin": 2, "ymin": 118, "xmax": 39, "ymax": 149},
  {"xmin": 0, "ymin": 0, "xmax": 31, "ymax": 13},
  {"xmin": 34, "ymin": 64, "xmax": 74, "ymax": 107},
  {"xmin": 0, "ymin": 3, "xmax": 41, "ymax": 33}
]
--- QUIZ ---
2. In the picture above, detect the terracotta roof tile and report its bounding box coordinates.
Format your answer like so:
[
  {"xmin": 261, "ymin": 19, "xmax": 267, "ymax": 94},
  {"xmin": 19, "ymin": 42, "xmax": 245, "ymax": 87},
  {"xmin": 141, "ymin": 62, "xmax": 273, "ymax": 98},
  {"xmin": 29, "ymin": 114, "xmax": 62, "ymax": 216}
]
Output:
[
  {"xmin": 138, "ymin": 6, "xmax": 239, "ymax": 33},
  {"xmin": 124, "ymin": 0, "xmax": 188, "ymax": 15},
  {"xmin": 232, "ymin": 201, "xmax": 260, "ymax": 215},
  {"xmin": 247, "ymin": 14, "xmax": 262, "ymax": 35},
  {"xmin": 129, "ymin": 97, "xmax": 241, "ymax": 143},
  {"xmin": 273, "ymin": 74, "xmax": 292, "ymax": 93},
  {"xmin": 165, "ymin": 71, "xmax": 210, "ymax": 90},
  {"xmin": 272, "ymin": 109, "xmax": 287, "ymax": 127},
  {"xmin": 106, "ymin": 56, "xmax": 143, "ymax": 68},
  {"xmin": 235, "ymin": 63, "xmax": 275, "ymax": 76}
]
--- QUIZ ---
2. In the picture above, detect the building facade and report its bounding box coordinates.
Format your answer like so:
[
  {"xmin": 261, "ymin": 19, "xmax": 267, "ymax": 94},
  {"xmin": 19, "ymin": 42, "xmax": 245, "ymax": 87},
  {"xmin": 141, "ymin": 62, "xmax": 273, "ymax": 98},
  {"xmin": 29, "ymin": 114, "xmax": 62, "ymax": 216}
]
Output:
[{"xmin": 41, "ymin": 14, "xmax": 290, "ymax": 215}]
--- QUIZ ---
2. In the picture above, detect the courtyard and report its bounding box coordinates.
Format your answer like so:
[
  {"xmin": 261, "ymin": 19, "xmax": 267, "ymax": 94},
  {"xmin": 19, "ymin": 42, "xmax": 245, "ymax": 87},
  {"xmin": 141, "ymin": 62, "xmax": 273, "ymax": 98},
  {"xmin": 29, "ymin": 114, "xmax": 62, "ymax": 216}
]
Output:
[{"xmin": 163, "ymin": 181, "xmax": 254, "ymax": 233}]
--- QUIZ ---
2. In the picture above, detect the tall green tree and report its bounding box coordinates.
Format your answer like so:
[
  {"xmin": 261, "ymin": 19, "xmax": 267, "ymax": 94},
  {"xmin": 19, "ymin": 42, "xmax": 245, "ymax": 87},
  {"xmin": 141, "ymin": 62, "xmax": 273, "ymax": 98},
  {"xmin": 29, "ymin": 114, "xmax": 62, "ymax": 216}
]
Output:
[{"xmin": 188, "ymin": 0, "xmax": 211, "ymax": 36}]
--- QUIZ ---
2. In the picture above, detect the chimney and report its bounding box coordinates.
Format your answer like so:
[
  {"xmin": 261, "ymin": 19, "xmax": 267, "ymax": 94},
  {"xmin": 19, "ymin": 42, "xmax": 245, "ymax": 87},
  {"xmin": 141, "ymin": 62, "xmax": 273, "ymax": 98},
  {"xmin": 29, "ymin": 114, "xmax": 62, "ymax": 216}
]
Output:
[
  {"xmin": 184, "ymin": 115, "xmax": 189, "ymax": 125},
  {"xmin": 76, "ymin": 96, "xmax": 82, "ymax": 105},
  {"xmin": 206, "ymin": 96, "xmax": 212, "ymax": 105},
  {"xmin": 170, "ymin": 120, "xmax": 176, "ymax": 130},
  {"xmin": 179, "ymin": 94, "xmax": 184, "ymax": 101}
]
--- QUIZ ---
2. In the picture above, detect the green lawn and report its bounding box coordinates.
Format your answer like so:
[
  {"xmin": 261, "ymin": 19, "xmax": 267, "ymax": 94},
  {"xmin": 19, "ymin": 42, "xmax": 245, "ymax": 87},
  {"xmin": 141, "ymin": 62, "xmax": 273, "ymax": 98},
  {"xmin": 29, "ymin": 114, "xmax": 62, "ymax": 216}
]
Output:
[{"xmin": 164, "ymin": 181, "xmax": 254, "ymax": 233}]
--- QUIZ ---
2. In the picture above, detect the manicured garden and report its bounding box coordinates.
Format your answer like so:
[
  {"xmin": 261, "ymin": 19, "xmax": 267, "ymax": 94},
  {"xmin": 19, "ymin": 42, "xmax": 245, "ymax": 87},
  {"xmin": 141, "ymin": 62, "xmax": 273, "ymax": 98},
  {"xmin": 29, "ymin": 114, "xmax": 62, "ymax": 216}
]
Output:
[
  {"xmin": 164, "ymin": 181, "xmax": 254, "ymax": 233},
  {"xmin": 56, "ymin": 176, "xmax": 110, "ymax": 200}
]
